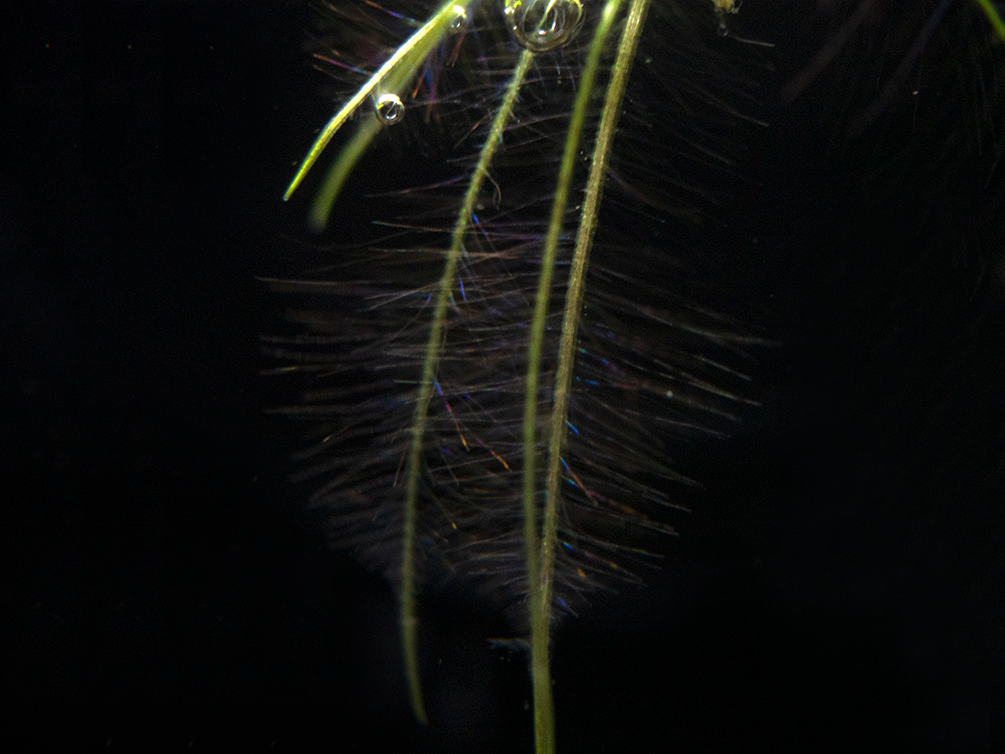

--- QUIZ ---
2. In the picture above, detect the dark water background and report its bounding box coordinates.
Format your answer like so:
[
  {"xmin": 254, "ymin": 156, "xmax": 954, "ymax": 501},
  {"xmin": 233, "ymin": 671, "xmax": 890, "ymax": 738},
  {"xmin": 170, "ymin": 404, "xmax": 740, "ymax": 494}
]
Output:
[{"xmin": 2, "ymin": 1, "xmax": 1002, "ymax": 750}]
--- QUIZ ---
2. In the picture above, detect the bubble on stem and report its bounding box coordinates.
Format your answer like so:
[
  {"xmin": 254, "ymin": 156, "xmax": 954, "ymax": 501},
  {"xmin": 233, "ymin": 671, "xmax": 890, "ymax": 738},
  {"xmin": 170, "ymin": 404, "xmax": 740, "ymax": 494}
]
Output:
[
  {"xmin": 375, "ymin": 93, "xmax": 404, "ymax": 125},
  {"xmin": 447, "ymin": 5, "xmax": 469, "ymax": 34},
  {"xmin": 504, "ymin": 0, "xmax": 584, "ymax": 52}
]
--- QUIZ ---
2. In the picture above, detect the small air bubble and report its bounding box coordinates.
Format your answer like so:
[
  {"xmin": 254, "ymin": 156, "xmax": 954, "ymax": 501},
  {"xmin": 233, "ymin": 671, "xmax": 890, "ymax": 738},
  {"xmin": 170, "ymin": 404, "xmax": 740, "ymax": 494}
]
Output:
[
  {"xmin": 504, "ymin": 0, "xmax": 584, "ymax": 52},
  {"xmin": 447, "ymin": 5, "xmax": 468, "ymax": 34},
  {"xmin": 375, "ymin": 93, "xmax": 404, "ymax": 125}
]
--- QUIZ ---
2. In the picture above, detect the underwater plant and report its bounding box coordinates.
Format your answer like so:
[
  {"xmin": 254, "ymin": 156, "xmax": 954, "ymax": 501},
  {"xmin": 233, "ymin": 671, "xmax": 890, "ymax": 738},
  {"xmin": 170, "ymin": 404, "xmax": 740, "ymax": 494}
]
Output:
[{"xmin": 265, "ymin": 0, "xmax": 1005, "ymax": 750}]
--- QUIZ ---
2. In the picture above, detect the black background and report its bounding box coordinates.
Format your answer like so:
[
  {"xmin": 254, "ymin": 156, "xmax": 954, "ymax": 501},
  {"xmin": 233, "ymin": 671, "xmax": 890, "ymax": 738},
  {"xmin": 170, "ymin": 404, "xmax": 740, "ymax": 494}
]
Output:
[{"xmin": 2, "ymin": 1, "xmax": 1003, "ymax": 751}]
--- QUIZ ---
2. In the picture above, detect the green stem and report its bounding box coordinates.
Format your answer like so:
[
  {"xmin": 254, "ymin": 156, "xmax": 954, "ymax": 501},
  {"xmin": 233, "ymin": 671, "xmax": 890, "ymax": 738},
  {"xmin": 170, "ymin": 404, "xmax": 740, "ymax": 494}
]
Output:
[
  {"xmin": 284, "ymin": 0, "xmax": 479, "ymax": 217},
  {"xmin": 401, "ymin": 47, "xmax": 535, "ymax": 726},
  {"xmin": 522, "ymin": 2, "xmax": 626, "ymax": 752},
  {"xmin": 543, "ymin": 0, "xmax": 652, "ymax": 594},
  {"xmin": 308, "ymin": 115, "xmax": 381, "ymax": 231},
  {"xmin": 973, "ymin": 0, "xmax": 1005, "ymax": 44}
]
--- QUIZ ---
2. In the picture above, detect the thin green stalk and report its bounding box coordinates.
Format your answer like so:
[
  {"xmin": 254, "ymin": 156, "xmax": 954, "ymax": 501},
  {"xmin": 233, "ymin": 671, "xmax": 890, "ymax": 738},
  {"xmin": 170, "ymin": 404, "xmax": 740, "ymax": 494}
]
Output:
[
  {"xmin": 521, "ymin": 2, "xmax": 625, "ymax": 752},
  {"xmin": 543, "ymin": 0, "xmax": 652, "ymax": 613},
  {"xmin": 973, "ymin": 0, "xmax": 1005, "ymax": 44},
  {"xmin": 308, "ymin": 115, "xmax": 382, "ymax": 231},
  {"xmin": 284, "ymin": 0, "xmax": 478, "ymax": 215},
  {"xmin": 400, "ymin": 47, "xmax": 535, "ymax": 726}
]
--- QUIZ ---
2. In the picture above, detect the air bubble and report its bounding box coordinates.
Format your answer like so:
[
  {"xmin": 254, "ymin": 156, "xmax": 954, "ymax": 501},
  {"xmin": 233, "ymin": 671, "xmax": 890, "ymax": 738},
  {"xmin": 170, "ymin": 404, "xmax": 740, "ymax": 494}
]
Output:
[
  {"xmin": 447, "ymin": 5, "xmax": 468, "ymax": 34},
  {"xmin": 375, "ymin": 93, "xmax": 404, "ymax": 125},
  {"xmin": 504, "ymin": 0, "xmax": 584, "ymax": 52}
]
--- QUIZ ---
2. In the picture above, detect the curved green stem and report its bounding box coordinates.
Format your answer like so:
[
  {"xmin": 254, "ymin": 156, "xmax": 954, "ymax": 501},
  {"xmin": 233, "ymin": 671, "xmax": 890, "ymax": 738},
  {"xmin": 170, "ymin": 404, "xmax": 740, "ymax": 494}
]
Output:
[
  {"xmin": 521, "ymin": 2, "xmax": 626, "ymax": 752},
  {"xmin": 308, "ymin": 115, "xmax": 382, "ymax": 231},
  {"xmin": 401, "ymin": 46, "xmax": 535, "ymax": 726},
  {"xmin": 284, "ymin": 0, "xmax": 479, "ymax": 217},
  {"xmin": 973, "ymin": 0, "xmax": 1005, "ymax": 44},
  {"xmin": 544, "ymin": 0, "xmax": 651, "ymax": 593}
]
